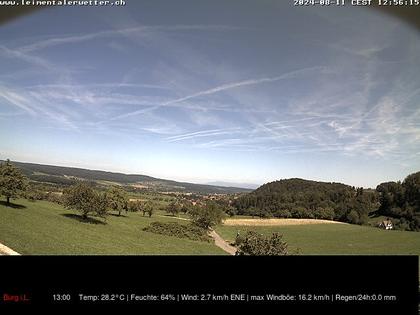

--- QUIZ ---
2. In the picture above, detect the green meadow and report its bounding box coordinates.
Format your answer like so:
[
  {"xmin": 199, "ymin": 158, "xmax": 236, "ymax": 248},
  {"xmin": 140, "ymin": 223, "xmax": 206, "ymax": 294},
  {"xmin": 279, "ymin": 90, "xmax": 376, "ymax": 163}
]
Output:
[
  {"xmin": 216, "ymin": 223, "xmax": 420, "ymax": 255},
  {"xmin": 0, "ymin": 199, "xmax": 225, "ymax": 255},
  {"xmin": 1, "ymin": 199, "xmax": 419, "ymax": 256}
]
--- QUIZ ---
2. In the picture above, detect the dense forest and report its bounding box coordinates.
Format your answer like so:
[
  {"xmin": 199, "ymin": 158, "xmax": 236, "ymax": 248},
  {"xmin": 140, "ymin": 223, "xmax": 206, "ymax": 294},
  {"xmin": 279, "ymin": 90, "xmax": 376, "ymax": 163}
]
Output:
[
  {"xmin": 233, "ymin": 172, "xmax": 420, "ymax": 231},
  {"xmin": 375, "ymin": 172, "xmax": 420, "ymax": 231},
  {"xmin": 233, "ymin": 178, "xmax": 378, "ymax": 224}
]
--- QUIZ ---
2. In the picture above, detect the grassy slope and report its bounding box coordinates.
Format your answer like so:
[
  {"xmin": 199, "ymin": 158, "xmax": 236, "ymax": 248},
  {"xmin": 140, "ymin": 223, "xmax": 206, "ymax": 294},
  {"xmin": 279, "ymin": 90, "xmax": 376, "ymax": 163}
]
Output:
[
  {"xmin": 216, "ymin": 223, "xmax": 420, "ymax": 255},
  {"xmin": 0, "ymin": 199, "xmax": 226, "ymax": 255},
  {"xmin": 2, "ymin": 199, "xmax": 419, "ymax": 256}
]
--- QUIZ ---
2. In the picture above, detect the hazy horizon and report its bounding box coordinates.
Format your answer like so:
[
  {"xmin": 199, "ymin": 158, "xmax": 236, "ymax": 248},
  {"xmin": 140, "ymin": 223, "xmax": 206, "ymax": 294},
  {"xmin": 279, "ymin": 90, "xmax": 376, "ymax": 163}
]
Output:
[
  {"xmin": 1, "ymin": 1, "xmax": 420, "ymax": 188},
  {"xmin": 2, "ymin": 157, "xmax": 417, "ymax": 190}
]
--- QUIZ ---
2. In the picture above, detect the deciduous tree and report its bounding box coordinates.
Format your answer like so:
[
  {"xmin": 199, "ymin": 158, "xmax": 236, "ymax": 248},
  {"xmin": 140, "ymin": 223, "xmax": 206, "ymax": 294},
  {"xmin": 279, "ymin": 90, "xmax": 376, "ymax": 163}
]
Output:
[
  {"xmin": 0, "ymin": 159, "xmax": 27, "ymax": 205},
  {"xmin": 106, "ymin": 186, "xmax": 128, "ymax": 216},
  {"xmin": 63, "ymin": 182, "xmax": 107, "ymax": 220},
  {"xmin": 189, "ymin": 202, "xmax": 225, "ymax": 229},
  {"xmin": 166, "ymin": 201, "xmax": 180, "ymax": 216},
  {"xmin": 144, "ymin": 201, "xmax": 154, "ymax": 217}
]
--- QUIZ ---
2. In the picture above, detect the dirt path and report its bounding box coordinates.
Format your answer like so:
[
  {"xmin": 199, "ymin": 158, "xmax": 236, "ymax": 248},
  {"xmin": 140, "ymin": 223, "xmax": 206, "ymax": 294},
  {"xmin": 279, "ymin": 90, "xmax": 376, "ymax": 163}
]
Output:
[
  {"xmin": 154, "ymin": 215, "xmax": 237, "ymax": 255},
  {"xmin": 209, "ymin": 229, "xmax": 237, "ymax": 255},
  {"xmin": 156, "ymin": 215, "xmax": 190, "ymax": 221},
  {"xmin": 0, "ymin": 242, "xmax": 20, "ymax": 255}
]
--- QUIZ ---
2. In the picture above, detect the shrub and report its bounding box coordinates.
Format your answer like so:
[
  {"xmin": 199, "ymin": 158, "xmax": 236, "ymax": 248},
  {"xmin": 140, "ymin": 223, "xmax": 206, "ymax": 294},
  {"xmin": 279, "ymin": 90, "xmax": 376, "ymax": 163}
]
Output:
[
  {"xmin": 314, "ymin": 207, "xmax": 335, "ymax": 220},
  {"xmin": 26, "ymin": 192, "xmax": 37, "ymax": 202},
  {"xmin": 235, "ymin": 231, "xmax": 288, "ymax": 256},
  {"xmin": 143, "ymin": 222, "xmax": 212, "ymax": 242},
  {"xmin": 180, "ymin": 203, "xmax": 191, "ymax": 214},
  {"xmin": 45, "ymin": 192, "xmax": 63, "ymax": 204},
  {"xmin": 346, "ymin": 210, "xmax": 360, "ymax": 224},
  {"xmin": 256, "ymin": 208, "xmax": 272, "ymax": 218},
  {"xmin": 275, "ymin": 209, "xmax": 292, "ymax": 218},
  {"xmin": 225, "ymin": 206, "xmax": 237, "ymax": 217}
]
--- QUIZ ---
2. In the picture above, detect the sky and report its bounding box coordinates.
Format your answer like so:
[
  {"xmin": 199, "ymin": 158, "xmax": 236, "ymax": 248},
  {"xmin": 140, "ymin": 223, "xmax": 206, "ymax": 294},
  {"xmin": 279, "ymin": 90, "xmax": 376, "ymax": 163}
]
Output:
[{"xmin": 0, "ymin": 1, "xmax": 419, "ymax": 188}]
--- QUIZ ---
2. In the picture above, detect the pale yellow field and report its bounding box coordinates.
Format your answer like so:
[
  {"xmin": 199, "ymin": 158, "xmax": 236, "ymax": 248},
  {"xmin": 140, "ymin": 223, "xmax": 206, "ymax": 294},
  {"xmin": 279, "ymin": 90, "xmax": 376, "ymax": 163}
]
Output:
[{"xmin": 223, "ymin": 218, "xmax": 346, "ymax": 226}]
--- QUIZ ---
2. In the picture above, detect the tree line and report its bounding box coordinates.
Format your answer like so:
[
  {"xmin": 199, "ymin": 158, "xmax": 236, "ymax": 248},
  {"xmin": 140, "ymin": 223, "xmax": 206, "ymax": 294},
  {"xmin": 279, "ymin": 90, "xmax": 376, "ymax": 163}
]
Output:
[
  {"xmin": 376, "ymin": 172, "xmax": 420, "ymax": 231},
  {"xmin": 1, "ymin": 160, "xmax": 418, "ymax": 231},
  {"xmin": 233, "ymin": 178, "xmax": 377, "ymax": 225},
  {"xmin": 233, "ymin": 174, "xmax": 420, "ymax": 231}
]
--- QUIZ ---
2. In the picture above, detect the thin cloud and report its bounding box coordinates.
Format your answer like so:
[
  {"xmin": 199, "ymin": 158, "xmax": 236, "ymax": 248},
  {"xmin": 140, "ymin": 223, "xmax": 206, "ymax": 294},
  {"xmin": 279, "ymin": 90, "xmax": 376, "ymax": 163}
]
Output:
[
  {"xmin": 114, "ymin": 66, "xmax": 326, "ymax": 120},
  {"xmin": 0, "ymin": 45, "xmax": 55, "ymax": 71},
  {"xmin": 17, "ymin": 25, "xmax": 246, "ymax": 53},
  {"xmin": 25, "ymin": 83, "xmax": 171, "ymax": 90},
  {"xmin": 166, "ymin": 128, "xmax": 241, "ymax": 142},
  {"xmin": 0, "ymin": 89, "xmax": 37, "ymax": 116},
  {"xmin": 0, "ymin": 86, "xmax": 79, "ymax": 131}
]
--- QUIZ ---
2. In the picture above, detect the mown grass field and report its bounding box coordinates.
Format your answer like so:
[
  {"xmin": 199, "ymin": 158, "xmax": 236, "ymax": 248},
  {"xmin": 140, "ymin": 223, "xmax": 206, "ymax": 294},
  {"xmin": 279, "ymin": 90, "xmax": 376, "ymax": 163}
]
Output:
[
  {"xmin": 216, "ymin": 222, "xmax": 420, "ymax": 255},
  {"xmin": 1, "ymin": 199, "xmax": 419, "ymax": 256},
  {"xmin": 0, "ymin": 199, "xmax": 225, "ymax": 255}
]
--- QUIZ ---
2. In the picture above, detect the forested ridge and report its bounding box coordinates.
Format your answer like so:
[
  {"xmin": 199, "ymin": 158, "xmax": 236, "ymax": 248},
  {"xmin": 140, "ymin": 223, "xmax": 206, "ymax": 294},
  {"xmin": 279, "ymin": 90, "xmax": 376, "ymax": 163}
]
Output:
[
  {"xmin": 234, "ymin": 173, "xmax": 420, "ymax": 231},
  {"xmin": 376, "ymin": 172, "xmax": 420, "ymax": 231}
]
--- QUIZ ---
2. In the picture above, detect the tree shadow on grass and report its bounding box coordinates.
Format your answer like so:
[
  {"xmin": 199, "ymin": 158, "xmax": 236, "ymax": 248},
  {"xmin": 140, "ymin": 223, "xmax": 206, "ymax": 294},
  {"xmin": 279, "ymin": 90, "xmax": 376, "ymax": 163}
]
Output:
[
  {"xmin": 0, "ymin": 201, "xmax": 27, "ymax": 209},
  {"xmin": 61, "ymin": 213, "xmax": 107, "ymax": 225},
  {"xmin": 108, "ymin": 213, "xmax": 128, "ymax": 218}
]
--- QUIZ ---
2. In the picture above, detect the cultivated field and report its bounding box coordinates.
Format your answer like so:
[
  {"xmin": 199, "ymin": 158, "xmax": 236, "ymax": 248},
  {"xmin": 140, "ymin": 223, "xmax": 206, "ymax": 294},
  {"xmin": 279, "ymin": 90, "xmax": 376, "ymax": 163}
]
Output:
[
  {"xmin": 0, "ymin": 199, "xmax": 225, "ymax": 255},
  {"xmin": 223, "ymin": 218, "xmax": 346, "ymax": 226}
]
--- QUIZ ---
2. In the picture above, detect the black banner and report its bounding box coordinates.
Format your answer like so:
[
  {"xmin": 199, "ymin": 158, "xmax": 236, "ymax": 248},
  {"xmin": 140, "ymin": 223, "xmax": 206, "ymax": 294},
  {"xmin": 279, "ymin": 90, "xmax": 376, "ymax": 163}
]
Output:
[{"xmin": 0, "ymin": 255, "xmax": 418, "ymax": 313}]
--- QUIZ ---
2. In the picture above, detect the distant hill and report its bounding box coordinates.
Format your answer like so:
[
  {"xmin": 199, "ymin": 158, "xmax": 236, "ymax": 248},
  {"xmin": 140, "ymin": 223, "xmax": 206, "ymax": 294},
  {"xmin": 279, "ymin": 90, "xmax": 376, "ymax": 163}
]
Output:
[
  {"xmin": 253, "ymin": 178, "xmax": 352, "ymax": 195},
  {"xmin": 7, "ymin": 161, "xmax": 251, "ymax": 194},
  {"xmin": 233, "ymin": 178, "xmax": 378, "ymax": 224},
  {"xmin": 206, "ymin": 181, "xmax": 260, "ymax": 190}
]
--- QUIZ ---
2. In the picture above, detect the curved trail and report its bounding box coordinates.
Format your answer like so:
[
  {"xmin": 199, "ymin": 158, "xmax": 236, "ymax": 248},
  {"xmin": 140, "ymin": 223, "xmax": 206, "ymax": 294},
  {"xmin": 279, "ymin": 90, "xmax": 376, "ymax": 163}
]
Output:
[
  {"xmin": 156, "ymin": 215, "xmax": 237, "ymax": 255},
  {"xmin": 209, "ymin": 229, "xmax": 237, "ymax": 255}
]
